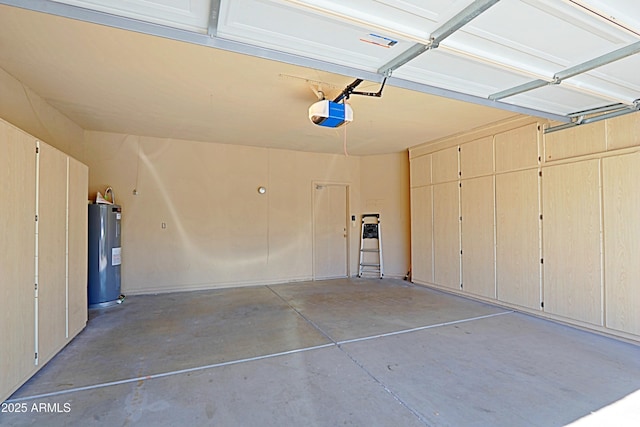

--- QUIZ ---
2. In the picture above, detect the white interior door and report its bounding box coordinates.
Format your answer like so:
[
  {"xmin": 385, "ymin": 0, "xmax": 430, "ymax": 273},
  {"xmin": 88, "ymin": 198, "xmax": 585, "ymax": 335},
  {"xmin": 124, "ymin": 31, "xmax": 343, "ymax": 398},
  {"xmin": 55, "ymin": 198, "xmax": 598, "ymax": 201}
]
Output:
[{"xmin": 314, "ymin": 184, "xmax": 348, "ymax": 280}]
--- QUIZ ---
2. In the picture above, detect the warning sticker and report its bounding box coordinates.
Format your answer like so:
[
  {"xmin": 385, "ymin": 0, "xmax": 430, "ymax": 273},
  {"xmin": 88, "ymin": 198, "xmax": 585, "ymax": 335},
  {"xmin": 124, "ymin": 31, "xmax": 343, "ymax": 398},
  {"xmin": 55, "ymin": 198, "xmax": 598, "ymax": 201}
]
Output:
[
  {"xmin": 112, "ymin": 247, "xmax": 121, "ymax": 266},
  {"xmin": 359, "ymin": 33, "xmax": 398, "ymax": 48}
]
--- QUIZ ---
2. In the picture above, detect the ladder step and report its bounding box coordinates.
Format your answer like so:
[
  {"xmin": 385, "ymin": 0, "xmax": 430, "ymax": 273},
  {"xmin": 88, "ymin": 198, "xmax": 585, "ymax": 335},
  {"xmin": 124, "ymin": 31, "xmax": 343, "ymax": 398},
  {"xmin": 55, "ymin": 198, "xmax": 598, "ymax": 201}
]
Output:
[
  {"xmin": 361, "ymin": 263, "xmax": 380, "ymax": 267},
  {"xmin": 360, "ymin": 249, "xmax": 379, "ymax": 252}
]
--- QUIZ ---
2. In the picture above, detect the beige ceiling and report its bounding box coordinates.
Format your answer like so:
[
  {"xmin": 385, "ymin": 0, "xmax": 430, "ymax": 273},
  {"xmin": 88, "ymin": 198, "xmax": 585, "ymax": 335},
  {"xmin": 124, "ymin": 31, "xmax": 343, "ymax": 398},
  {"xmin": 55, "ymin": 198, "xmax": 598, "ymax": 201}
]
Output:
[{"xmin": 0, "ymin": 5, "xmax": 521, "ymax": 155}]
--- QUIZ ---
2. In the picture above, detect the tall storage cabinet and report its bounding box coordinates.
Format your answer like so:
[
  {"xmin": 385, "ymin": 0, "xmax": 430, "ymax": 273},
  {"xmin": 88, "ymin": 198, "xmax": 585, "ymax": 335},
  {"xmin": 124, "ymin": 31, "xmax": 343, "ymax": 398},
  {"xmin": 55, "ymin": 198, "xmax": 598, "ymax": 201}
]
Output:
[
  {"xmin": 68, "ymin": 159, "xmax": 89, "ymax": 338},
  {"xmin": 495, "ymin": 169, "xmax": 540, "ymax": 310},
  {"xmin": 0, "ymin": 123, "xmax": 37, "ymax": 402},
  {"xmin": 37, "ymin": 143, "xmax": 69, "ymax": 365},
  {"xmin": 410, "ymin": 116, "xmax": 640, "ymax": 342},
  {"xmin": 602, "ymin": 152, "xmax": 640, "ymax": 336},
  {"xmin": 460, "ymin": 176, "xmax": 495, "ymax": 298},
  {"xmin": 542, "ymin": 160, "xmax": 602, "ymax": 326},
  {"xmin": 0, "ymin": 119, "xmax": 88, "ymax": 402}
]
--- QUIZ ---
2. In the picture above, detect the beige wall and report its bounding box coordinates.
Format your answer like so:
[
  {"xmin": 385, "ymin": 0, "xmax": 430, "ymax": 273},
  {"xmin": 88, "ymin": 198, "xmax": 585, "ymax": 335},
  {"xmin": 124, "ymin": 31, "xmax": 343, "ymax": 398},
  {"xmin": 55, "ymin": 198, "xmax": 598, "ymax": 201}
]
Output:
[
  {"xmin": 360, "ymin": 153, "xmax": 411, "ymax": 278},
  {"xmin": 1, "ymin": 65, "xmax": 412, "ymax": 294},
  {"xmin": 85, "ymin": 131, "xmax": 411, "ymax": 293},
  {"xmin": 0, "ymin": 67, "xmax": 85, "ymax": 160}
]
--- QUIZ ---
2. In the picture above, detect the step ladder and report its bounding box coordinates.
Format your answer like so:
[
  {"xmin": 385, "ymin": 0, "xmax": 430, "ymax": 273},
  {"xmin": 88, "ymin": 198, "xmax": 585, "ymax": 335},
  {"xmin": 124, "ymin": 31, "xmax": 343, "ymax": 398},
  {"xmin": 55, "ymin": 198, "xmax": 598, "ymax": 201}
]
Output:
[{"xmin": 358, "ymin": 213, "xmax": 383, "ymax": 279}]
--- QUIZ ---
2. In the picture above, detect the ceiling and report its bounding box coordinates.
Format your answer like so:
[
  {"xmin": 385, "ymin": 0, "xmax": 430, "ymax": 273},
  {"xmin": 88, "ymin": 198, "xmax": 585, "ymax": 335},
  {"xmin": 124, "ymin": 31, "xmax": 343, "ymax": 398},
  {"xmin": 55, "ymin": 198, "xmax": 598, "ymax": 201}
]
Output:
[{"xmin": 1, "ymin": 0, "xmax": 639, "ymax": 155}]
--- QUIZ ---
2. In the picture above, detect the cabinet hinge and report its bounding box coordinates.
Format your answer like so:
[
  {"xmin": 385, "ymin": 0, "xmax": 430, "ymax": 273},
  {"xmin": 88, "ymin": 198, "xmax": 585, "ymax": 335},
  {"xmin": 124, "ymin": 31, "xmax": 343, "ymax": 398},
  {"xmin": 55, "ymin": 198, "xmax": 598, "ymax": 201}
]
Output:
[
  {"xmin": 35, "ymin": 352, "xmax": 38, "ymax": 360},
  {"xmin": 539, "ymin": 214, "xmax": 543, "ymax": 220},
  {"xmin": 35, "ymin": 283, "xmax": 38, "ymax": 291},
  {"xmin": 459, "ymin": 171, "xmax": 462, "ymax": 177},
  {"xmin": 540, "ymin": 258, "xmax": 544, "ymax": 264},
  {"xmin": 458, "ymin": 146, "xmax": 461, "ymax": 152},
  {"xmin": 460, "ymin": 283, "xmax": 464, "ymax": 289},
  {"xmin": 35, "ymin": 214, "xmax": 38, "ymax": 222},
  {"xmin": 35, "ymin": 146, "xmax": 39, "ymax": 154},
  {"xmin": 541, "ymin": 301, "xmax": 544, "ymax": 308},
  {"xmin": 537, "ymin": 125, "xmax": 541, "ymax": 131},
  {"xmin": 539, "ymin": 171, "xmax": 542, "ymax": 177},
  {"xmin": 460, "ymin": 249, "xmax": 463, "ymax": 255},
  {"xmin": 459, "ymin": 182, "xmax": 462, "ymax": 188},
  {"xmin": 459, "ymin": 216, "xmax": 463, "ymax": 221}
]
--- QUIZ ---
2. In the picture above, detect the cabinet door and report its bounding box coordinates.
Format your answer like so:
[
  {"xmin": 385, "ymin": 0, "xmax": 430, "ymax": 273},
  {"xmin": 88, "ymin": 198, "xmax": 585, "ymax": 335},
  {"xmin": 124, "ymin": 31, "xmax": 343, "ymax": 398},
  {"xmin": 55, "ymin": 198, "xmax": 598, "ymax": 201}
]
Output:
[
  {"xmin": 433, "ymin": 181, "xmax": 460, "ymax": 289},
  {"xmin": 495, "ymin": 123, "xmax": 539, "ymax": 173},
  {"xmin": 37, "ymin": 143, "xmax": 68, "ymax": 364},
  {"xmin": 460, "ymin": 136, "xmax": 493, "ymax": 179},
  {"xmin": 68, "ymin": 157, "xmax": 88, "ymax": 337},
  {"xmin": 411, "ymin": 186, "xmax": 433, "ymax": 284},
  {"xmin": 544, "ymin": 121, "xmax": 606, "ymax": 161},
  {"xmin": 495, "ymin": 169, "xmax": 541, "ymax": 310},
  {"xmin": 432, "ymin": 146, "xmax": 459, "ymax": 184},
  {"xmin": 606, "ymin": 113, "xmax": 640, "ymax": 150},
  {"xmin": 0, "ymin": 123, "xmax": 36, "ymax": 400},
  {"xmin": 542, "ymin": 160, "xmax": 602, "ymax": 325},
  {"xmin": 602, "ymin": 153, "xmax": 640, "ymax": 335},
  {"xmin": 410, "ymin": 154, "xmax": 431, "ymax": 187},
  {"xmin": 461, "ymin": 176, "xmax": 495, "ymax": 298}
]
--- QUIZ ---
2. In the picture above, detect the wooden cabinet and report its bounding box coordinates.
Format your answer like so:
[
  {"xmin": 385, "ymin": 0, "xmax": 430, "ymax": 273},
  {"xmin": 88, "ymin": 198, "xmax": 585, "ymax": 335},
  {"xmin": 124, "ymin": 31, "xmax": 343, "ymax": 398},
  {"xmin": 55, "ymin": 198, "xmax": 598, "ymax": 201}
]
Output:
[
  {"xmin": 0, "ymin": 119, "xmax": 88, "ymax": 402},
  {"xmin": 433, "ymin": 181, "xmax": 460, "ymax": 290},
  {"xmin": 495, "ymin": 169, "xmax": 541, "ymax": 310},
  {"xmin": 410, "ymin": 117, "xmax": 640, "ymax": 342},
  {"xmin": 544, "ymin": 121, "xmax": 606, "ymax": 161},
  {"xmin": 460, "ymin": 136, "xmax": 493, "ymax": 178},
  {"xmin": 0, "ymin": 123, "xmax": 37, "ymax": 402},
  {"xmin": 606, "ymin": 113, "xmax": 640, "ymax": 150},
  {"xmin": 68, "ymin": 158, "xmax": 89, "ymax": 338},
  {"xmin": 542, "ymin": 160, "xmax": 602, "ymax": 326},
  {"xmin": 410, "ymin": 154, "xmax": 431, "ymax": 187},
  {"xmin": 410, "ymin": 186, "xmax": 433, "ymax": 284},
  {"xmin": 461, "ymin": 176, "xmax": 495, "ymax": 298},
  {"xmin": 432, "ymin": 146, "xmax": 459, "ymax": 184},
  {"xmin": 37, "ymin": 143, "xmax": 69, "ymax": 365},
  {"xmin": 602, "ymin": 153, "xmax": 640, "ymax": 336},
  {"xmin": 495, "ymin": 123, "xmax": 539, "ymax": 172}
]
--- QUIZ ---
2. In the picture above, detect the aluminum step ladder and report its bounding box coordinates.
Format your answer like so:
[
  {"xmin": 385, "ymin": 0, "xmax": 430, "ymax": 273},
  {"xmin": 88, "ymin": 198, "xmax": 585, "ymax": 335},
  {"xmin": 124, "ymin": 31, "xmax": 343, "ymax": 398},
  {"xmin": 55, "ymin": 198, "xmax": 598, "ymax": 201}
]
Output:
[{"xmin": 358, "ymin": 213, "xmax": 383, "ymax": 279}]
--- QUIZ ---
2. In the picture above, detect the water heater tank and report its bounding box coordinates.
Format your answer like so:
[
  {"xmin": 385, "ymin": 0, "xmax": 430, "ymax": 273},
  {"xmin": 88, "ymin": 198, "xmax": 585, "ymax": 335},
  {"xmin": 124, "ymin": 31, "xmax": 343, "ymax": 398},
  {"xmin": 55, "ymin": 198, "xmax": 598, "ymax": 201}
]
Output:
[{"xmin": 87, "ymin": 203, "xmax": 122, "ymax": 308}]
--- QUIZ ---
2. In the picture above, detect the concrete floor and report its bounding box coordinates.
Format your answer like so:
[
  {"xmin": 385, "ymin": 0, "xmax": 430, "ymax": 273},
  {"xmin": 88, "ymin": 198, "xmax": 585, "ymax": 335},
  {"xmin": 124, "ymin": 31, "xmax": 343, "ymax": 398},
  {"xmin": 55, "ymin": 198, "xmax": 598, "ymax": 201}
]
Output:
[{"xmin": 2, "ymin": 278, "xmax": 640, "ymax": 426}]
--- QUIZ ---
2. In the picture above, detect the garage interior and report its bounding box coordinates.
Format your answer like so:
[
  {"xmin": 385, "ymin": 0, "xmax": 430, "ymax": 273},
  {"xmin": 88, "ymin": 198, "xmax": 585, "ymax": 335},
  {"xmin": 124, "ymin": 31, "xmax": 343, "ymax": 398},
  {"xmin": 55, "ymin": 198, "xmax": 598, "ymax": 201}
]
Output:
[{"xmin": 1, "ymin": 0, "xmax": 640, "ymax": 426}]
